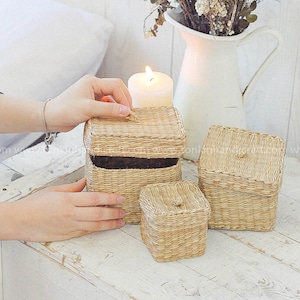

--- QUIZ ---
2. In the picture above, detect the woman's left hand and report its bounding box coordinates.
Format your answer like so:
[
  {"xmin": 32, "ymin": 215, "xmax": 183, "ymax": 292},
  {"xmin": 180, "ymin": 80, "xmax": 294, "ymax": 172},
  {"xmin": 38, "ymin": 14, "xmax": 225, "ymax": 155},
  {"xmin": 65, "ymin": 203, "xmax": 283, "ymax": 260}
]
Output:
[{"xmin": 46, "ymin": 75, "xmax": 133, "ymax": 132}]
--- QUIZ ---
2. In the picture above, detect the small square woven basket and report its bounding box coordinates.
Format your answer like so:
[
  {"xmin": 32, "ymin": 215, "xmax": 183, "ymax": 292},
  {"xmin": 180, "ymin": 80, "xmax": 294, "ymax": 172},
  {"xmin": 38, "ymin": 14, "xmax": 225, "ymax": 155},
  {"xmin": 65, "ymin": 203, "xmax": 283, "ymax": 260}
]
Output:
[
  {"xmin": 198, "ymin": 125, "xmax": 286, "ymax": 231},
  {"xmin": 84, "ymin": 107, "xmax": 186, "ymax": 224},
  {"xmin": 140, "ymin": 181, "xmax": 211, "ymax": 262}
]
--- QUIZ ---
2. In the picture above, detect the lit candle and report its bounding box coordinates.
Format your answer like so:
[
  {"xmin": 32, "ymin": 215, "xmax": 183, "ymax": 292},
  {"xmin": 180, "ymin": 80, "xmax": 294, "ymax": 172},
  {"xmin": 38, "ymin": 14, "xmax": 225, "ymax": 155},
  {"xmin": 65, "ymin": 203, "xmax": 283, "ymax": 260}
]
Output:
[{"xmin": 128, "ymin": 66, "xmax": 173, "ymax": 108}]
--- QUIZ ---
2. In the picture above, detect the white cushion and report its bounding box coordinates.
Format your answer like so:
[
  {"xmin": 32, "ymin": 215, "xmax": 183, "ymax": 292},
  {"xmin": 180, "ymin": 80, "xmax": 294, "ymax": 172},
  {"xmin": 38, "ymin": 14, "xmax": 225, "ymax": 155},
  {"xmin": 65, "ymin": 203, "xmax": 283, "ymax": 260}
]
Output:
[{"xmin": 0, "ymin": 0, "xmax": 113, "ymax": 161}]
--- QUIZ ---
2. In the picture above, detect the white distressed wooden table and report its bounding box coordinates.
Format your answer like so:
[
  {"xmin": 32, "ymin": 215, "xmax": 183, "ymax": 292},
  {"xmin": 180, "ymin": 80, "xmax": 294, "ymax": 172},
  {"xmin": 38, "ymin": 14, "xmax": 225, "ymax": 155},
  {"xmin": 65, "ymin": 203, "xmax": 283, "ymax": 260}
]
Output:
[{"xmin": 1, "ymin": 124, "xmax": 300, "ymax": 300}]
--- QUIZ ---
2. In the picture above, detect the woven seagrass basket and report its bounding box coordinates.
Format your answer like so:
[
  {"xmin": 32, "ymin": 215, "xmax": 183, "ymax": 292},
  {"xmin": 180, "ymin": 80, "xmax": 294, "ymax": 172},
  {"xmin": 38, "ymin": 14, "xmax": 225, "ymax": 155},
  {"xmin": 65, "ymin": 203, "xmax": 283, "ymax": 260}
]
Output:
[
  {"xmin": 198, "ymin": 125, "xmax": 286, "ymax": 231},
  {"xmin": 140, "ymin": 181, "xmax": 211, "ymax": 262},
  {"xmin": 84, "ymin": 107, "xmax": 186, "ymax": 224}
]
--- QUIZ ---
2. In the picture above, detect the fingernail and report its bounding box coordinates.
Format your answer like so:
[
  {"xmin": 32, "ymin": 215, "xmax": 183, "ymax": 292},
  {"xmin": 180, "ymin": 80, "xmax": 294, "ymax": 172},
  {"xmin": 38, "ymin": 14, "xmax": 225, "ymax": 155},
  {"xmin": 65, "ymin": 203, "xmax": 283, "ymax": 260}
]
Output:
[
  {"xmin": 117, "ymin": 219, "xmax": 125, "ymax": 228},
  {"xmin": 116, "ymin": 196, "xmax": 125, "ymax": 204},
  {"xmin": 118, "ymin": 105, "xmax": 130, "ymax": 116},
  {"xmin": 119, "ymin": 209, "xmax": 126, "ymax": 218}
]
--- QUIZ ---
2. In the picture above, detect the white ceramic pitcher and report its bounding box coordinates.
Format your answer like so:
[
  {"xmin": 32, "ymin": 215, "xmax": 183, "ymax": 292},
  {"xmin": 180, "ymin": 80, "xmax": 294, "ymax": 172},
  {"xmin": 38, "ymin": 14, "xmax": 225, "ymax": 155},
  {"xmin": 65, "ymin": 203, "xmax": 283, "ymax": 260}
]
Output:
[{"xmin": 165, "ymin": 11, "xmax": 283, "ymax": 161}]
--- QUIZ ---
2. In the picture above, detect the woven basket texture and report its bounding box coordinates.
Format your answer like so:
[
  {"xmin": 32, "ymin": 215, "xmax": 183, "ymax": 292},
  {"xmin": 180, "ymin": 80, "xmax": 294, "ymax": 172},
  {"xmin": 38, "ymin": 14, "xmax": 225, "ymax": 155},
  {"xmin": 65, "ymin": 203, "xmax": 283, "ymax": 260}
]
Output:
[
  {"xmin": 198, "ymin": 125, "xmax": 286, "ymax": 231},
  {"xmin": 140, "ymin": 181, "xmax": 211, "ymax": 262},
  {"xmin": 84, "ymin": 107, "xmax": 186, "ymax": 158},
  {"xmin": 84, "ymin": 107, "xmax": 186, "ymax": 224},
  {"xmin": 86, "ymin": 154, "xmax": 182, "ymax": 224}
]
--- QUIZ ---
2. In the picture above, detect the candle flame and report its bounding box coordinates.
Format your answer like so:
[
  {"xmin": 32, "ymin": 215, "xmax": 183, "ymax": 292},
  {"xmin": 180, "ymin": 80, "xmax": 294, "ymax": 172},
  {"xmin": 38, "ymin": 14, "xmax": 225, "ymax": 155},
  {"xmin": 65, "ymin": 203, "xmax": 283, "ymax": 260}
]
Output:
[{"xmin": 145, "ymin": 65, "xmax": 155, "ymax": 83}]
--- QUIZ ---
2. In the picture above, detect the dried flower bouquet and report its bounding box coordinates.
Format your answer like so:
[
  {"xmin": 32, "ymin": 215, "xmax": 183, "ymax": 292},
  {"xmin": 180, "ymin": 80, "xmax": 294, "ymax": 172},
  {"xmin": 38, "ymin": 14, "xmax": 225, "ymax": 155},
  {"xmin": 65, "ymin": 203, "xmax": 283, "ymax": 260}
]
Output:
[{"xmin": 144, "ymin": 0, "xmax": 260, "ymax": 37}]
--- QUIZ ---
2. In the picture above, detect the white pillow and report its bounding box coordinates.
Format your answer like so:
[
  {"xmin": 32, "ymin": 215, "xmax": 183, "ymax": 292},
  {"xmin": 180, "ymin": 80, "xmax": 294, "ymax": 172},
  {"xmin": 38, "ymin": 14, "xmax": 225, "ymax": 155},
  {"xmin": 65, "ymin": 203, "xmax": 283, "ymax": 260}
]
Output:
[{"xmin": 0, "ymin": 0, "xmax": 113, "ymax": 160}]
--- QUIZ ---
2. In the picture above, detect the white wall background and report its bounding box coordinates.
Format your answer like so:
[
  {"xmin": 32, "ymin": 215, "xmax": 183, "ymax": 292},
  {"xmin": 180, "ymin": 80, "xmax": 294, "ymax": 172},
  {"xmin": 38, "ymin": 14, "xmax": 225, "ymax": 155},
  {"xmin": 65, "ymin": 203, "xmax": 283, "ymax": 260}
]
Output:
[{"xmin": 58, "ymin": 0, "xmax": 300, "ymax": 159}]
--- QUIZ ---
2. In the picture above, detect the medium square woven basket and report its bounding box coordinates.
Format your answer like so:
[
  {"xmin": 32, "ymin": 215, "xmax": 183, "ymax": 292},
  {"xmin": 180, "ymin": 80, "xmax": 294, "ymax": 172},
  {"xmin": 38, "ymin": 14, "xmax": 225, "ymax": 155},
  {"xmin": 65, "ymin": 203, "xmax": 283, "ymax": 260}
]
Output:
[
  {"xmin": 84, "ymin": 107, "xmax": 186, "ymax": 224},
  {"xmin": 140, "ymin": 181, "xmax": 211, "ymax": 262},
  {"xmin": 198, "ymin": 125, "xmax": 286, "ymax": 231}
]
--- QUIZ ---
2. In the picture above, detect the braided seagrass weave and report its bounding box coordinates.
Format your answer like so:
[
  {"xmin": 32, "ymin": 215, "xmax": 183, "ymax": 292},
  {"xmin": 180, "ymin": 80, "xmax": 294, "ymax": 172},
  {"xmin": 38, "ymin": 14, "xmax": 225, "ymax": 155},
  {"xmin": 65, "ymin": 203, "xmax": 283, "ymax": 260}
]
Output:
[
  {"xmin": 140, "ymin": 180, "xmax": 210, "ymax": 262},
  {"xmin": 198, "ymin": 125, "xmax": 286, "ymax": 231},
  {"xmin": 84, "ymin": 107, "xmax": 186, "ymax": 224}
]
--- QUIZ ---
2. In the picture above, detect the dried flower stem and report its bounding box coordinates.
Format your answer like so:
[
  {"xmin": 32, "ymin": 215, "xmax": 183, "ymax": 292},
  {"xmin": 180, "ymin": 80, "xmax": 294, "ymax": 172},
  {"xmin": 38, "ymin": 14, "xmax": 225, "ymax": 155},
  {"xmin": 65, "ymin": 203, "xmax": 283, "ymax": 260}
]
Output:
[
  {"xmin": 178, "ymin": 0, "xmax": 209, "ymax": 33},
  {"xmin": 143, "ymin": 4, "xmax": 160, "ymax": 36},
  {"xmin": 229, "ymin": 1, "xmax": 238, "ymax": 33}
]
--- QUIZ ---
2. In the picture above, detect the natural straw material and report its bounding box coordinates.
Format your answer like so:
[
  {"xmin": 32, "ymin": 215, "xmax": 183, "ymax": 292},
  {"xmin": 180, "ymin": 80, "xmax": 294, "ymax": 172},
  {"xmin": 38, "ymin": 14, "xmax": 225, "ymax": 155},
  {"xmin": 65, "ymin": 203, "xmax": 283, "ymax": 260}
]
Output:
[
  {"xmin": 84, "ymin": 107, "xmax": 186, "ymax": 224},
  {"xmin": 85, "ymin": 154, "xmax": 182, "ymax": 223},
  {"xmin": 140, "ymin": 181, "xmax": 211, "ymax": 262},
  {"xmin": 198, "ymin": 125, "xmax": 286, "ymax": 231},
  {"xmin": 84, "ymin": 107, "xmax": 186, "ymax": 158}
]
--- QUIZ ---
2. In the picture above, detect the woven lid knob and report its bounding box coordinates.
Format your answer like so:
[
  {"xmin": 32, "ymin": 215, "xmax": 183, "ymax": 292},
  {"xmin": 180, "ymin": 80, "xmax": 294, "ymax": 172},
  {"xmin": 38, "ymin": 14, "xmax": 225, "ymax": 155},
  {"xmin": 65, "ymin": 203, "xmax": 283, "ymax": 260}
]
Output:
[
  {"xmin": 171, "ymin": 198, "xmax": 183, "ymax": 207},
  {"xmin": 236, "ymin": 149, "xmax": 247, "ymax": 159}
]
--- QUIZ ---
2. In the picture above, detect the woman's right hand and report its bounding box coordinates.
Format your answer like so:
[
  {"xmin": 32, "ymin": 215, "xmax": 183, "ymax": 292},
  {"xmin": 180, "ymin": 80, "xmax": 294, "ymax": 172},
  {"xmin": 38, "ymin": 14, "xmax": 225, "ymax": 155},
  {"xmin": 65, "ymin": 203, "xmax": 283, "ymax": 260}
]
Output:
[{"xmin": 6, "ymin": 178, "xmax": 125, "ymax": 242}]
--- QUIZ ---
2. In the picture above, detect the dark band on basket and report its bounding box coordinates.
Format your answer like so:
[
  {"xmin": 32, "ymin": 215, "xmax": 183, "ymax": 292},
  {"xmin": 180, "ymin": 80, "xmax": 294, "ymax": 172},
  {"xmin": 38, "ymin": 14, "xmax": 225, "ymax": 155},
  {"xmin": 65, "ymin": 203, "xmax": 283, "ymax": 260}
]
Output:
[{"xmin": 90, "ymin": 155, "xmax": 178, "ymax": 169}]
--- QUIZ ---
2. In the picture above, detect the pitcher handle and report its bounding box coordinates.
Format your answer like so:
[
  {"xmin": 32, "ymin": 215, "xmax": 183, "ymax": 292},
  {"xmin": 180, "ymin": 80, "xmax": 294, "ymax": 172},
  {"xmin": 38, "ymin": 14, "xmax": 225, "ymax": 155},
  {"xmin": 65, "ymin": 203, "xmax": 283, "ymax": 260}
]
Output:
[{"xmin": 238, "ymin": 26, "xmax": 283, "ymax": 103}]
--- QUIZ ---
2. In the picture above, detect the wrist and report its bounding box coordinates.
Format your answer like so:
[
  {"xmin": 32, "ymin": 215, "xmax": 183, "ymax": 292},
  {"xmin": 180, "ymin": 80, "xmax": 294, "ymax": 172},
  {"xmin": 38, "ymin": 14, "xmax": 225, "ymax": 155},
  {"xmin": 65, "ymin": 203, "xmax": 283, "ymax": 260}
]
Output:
[
  {"xmin": 42, "ymin": 97, "xmax": 65, "ymax": 132},
  {"xmin": 41, "ymin": 99, "xmax": 57, "ymax": 151}
]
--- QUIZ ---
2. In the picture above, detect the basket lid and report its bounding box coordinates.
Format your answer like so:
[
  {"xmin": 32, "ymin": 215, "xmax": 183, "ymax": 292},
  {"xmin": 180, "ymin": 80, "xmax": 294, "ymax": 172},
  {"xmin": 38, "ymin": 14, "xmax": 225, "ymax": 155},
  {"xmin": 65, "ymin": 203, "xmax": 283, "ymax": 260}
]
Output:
[
  {"xmin": 139, "ymin": 181, "xmax": 210, "ymax": 216},
  {"xmin": 198, "ymin": 125, "xmax": 286, "ymax": 194},
  {"xmin": 84, "ymin": 107, "xmax": 186, "ymax": 158}
]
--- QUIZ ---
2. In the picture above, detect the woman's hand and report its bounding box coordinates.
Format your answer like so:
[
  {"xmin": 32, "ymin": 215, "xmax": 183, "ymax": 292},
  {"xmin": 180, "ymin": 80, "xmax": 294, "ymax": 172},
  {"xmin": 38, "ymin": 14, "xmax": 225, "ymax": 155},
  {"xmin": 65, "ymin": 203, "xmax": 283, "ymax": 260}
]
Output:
[
  {"xmin": 0, "ymin": 75, "xmax": 132, "ymax": 134},
  {"xmin": 5, "ymin": 178, "xmax": 125, "ymax": 242},
  {"xmin": 46, "ymin": 75, "xmax": 133, "ymax": 132}
]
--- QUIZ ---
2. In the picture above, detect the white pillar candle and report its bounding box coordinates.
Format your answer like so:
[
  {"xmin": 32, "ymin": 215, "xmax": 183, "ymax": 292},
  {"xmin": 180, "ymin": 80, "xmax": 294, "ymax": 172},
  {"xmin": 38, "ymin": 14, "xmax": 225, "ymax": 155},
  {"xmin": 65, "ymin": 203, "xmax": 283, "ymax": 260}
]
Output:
[{"xmin": 128, "ymin": 66, "xmax": 173, "ymax": 108}]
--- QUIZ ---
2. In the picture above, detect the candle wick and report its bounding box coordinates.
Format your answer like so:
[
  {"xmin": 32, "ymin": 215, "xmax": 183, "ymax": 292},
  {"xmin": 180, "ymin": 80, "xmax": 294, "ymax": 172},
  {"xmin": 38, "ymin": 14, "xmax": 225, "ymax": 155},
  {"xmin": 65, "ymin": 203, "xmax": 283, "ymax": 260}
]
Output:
[{"xmin": 149, "ymin": 77, "xmax": 155, "ymax": 82}]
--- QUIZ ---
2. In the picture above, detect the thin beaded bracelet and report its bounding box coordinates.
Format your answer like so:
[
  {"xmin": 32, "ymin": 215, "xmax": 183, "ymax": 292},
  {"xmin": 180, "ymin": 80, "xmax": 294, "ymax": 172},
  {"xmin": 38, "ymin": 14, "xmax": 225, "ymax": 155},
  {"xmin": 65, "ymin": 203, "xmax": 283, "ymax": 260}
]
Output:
[{"xmin": 41, "ymin": 99, "xmax": 56, "ymax": 152}]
